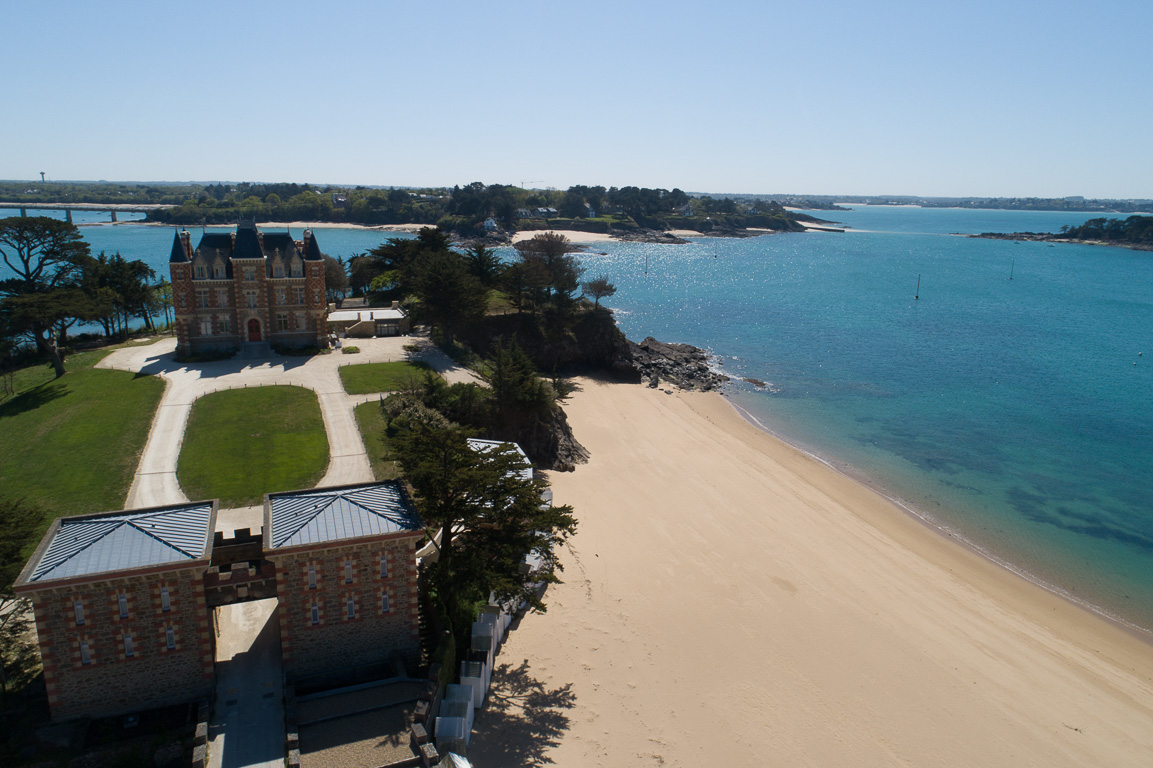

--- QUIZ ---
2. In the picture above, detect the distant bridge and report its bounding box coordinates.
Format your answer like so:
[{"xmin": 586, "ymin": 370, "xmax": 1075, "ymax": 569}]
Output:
[{"xmin": 0, "ymin": 202, "xmax": 175, "ymax": 223}]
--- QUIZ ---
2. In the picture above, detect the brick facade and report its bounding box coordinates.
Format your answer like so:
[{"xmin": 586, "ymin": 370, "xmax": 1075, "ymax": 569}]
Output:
[
  {"xmin": 169, "ymin": 222, "xmax": 329, "ymax": 356},
  {"xmin": 22, "ymin": 565, "xmax": 214, "ymax": 722},
  {"xmin": 268, "ymin": 533, "xmax": 422, "ymax": 680},
  {"xmin": 16, "ymin": 485, "xmax": 425, "ymax": 722}
]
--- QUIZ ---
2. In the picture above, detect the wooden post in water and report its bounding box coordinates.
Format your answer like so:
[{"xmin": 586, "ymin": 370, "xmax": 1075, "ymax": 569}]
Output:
[
  {"xmin": 915, "ymin": 274, "xmax": 920, "ymax": 300},
  {"xmin": 1010, "ymin": 259, "xmax": 1014, "ymax": 280}
]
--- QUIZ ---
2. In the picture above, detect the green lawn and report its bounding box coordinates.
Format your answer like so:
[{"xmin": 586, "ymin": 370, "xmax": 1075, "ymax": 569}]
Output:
[
  {"xmin": 177, "ymin": 386, "xmax": 328, "ymax": 507},
  {"xmin": 353, "ymin": 400, "xmax": 400, "ymax": 481},
  {"xmin": 338, "ymin": 360, "xmax": 433, "ymax": 395},
  {"xmin": 0, "ymin": 349, "xmax": 166, "ymax": 534}
]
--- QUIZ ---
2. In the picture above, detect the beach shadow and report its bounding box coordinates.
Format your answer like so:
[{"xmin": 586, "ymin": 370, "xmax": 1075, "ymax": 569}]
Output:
[{"xmin": 467, "ymin": 659, "xmax": 575, "ymax": 767}]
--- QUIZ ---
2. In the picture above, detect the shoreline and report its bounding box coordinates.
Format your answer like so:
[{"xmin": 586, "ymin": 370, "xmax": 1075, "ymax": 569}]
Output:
[
  {"xmin": 720, "ymin": 391, "xmax": 1153, "ymax": 643},
  {"xmin": 131, "ymin": 219, "xmax": 430, "ymax": 233},
  {"xmin": 471, "ymin": 378, "xmax": 1153, "ymax": 766}
]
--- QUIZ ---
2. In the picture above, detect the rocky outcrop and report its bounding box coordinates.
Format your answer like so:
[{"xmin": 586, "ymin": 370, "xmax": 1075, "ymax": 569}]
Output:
[
  {"xmin": 535, "ymin": 406, "xmax": 591, "ymax": 472},
  {"xmin": 625, "ymin": 337, "xmax": 728, "ymax": 392}
]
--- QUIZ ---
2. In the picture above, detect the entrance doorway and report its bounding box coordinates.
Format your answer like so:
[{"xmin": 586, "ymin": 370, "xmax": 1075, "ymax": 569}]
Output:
[{"xmin": 247, "ymin": 318, "xmax": 262, "ymax": 342}]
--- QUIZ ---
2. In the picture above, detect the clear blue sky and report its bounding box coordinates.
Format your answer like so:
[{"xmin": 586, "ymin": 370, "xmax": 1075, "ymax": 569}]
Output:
[{"xmin": 5, "ymin": 0, "xmax": 1151, "ymax": 198}]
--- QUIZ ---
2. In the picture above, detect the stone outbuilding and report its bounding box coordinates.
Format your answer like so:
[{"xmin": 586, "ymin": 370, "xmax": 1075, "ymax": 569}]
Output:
[
  {"xmin": 326, "ymin": 302, "xmax": 409, "ymax": 338},
  {"xmin": 264, "ymin": 482, "xmax": 424, "ymax": 682},
  {"xmin": 13, "ymin": 503, "xmax": 219, "ymax": 722}
]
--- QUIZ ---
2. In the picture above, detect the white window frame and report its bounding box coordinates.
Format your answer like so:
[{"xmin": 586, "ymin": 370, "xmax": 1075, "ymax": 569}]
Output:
[
  {"xmin": 381, "ymin": 591, "xmax": 390, "ymax": 614},
  {"xmin": 200, "ymin": 318, "xmax": 212, "ymax": 336}
]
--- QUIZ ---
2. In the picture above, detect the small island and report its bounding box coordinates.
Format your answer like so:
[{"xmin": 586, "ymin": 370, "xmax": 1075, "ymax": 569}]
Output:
[{"xmin": 969, "ymin": 214, "xmax": 1153, "ymax": 251}]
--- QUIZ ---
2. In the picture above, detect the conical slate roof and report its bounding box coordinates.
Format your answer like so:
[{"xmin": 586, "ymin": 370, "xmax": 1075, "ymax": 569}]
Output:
[
  {"xmin": 267, "ymin": 482, "xmax": 422, "ymax": 550},
  {"xmin": 169, "ymin": 230, "xmax": 189, "ymax": 262},
  {"xmin": 303, "ymin": 230, "xmax": 323, "ymax": 261},
  {"xmin": 25, "ymin": 503, "xmax": 215, "ymax": 584}
]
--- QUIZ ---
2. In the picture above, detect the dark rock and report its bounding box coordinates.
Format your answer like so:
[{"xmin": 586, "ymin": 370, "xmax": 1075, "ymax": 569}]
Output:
[{"xmin": 625, "ymin": 337, "xmax": 729, "ymax": 392}]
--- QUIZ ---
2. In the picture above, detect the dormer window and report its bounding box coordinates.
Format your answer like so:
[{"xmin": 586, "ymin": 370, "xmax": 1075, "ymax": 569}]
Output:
[
  {"xmin": 214, "ymin": 263, "xmax": 225, "ymax": 279},
  {"xmin": 291, "ymin": 262, "xmax": 302, "ymax": 277},
  {"xmin": 194, "ymin": 265, "xmax": 206, "ymax": 279},
  {"xmin": 274, "ymin": 263, "xmax": 284, "ymax": 278}
]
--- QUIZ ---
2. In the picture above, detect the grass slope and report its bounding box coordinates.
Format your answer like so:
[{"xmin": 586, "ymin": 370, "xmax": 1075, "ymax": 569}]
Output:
[
  {"xmin": 353, "ymin": 400, "xmax": 400, "ymax": 481},
  {"xmin": 338, "ymin": 360, "xmax": 432, "ymax": 395},
  {"xmin": 178, "ymin": 385, "xmax": 328, "ymax": 507},
  {"xmin": 0, "ymin": 349, "xmax": 165, "ymax": 532}
]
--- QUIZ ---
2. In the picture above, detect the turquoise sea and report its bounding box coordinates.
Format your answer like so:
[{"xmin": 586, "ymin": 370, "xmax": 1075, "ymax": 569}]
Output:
[
  {"xmin": 3, "ymin": 206, "xmax": 1151, "ymax": 633},
  {"xmin": 578, "ymin": 206, "xmax": 1153, "ymax": 634}
]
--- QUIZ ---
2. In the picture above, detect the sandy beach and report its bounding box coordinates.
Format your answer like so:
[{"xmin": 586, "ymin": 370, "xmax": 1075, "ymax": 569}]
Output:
[
  {"xmin": 469, "ymin": 378, "xmax": 1153, "ymax": 767},
  {"xmin": 512, "ymin": 229, "xmax": 618, "ymax": 244}
]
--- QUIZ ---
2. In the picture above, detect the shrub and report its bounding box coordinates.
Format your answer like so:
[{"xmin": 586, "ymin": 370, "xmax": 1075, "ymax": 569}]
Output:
[{"xmin": 342, "ymin": 346, "xmax": 360, "ymax": 354}]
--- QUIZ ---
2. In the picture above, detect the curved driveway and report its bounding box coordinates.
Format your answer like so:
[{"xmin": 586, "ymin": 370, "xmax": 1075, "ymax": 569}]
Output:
[{"xmin": 100, "ymin": 333, "xmax": 483, "ymax": 510}]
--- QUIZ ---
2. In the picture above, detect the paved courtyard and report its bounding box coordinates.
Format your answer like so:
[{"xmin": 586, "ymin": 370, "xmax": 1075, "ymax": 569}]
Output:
[{"xmin": 98, "ymin": 332, "xmax": 482, "ymax": 511}]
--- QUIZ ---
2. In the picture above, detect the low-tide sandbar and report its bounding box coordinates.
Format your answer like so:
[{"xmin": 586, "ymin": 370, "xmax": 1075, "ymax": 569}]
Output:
[{"xmin": 469, "ymin": 378, "xmax": 1153, "ymax": 767}]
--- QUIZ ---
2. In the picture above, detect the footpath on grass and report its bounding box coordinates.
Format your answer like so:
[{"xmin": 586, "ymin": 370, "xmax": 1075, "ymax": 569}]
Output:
[{"xmin": 99, "ymin": 332, "xmax": 484, "ymax": 510}]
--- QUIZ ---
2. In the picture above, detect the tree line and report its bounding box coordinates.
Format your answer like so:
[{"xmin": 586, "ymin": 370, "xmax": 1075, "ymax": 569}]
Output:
[
  {"xmin": 1058, "ymin": 215, "xmax": 1153, "ymax": 245},
  {"xmin": 358, "ymin": 230, "xmax": 603, "ymax": 651},
  {"xmin": 0, "ymin": 217, "xmax": 171, "ymax": 378}
]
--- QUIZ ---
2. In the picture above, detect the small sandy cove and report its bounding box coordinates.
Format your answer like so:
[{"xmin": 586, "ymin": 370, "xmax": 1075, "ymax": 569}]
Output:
[{"xmin": 469, "ymin": 378, "xmax": 1153, "ymax": 767}]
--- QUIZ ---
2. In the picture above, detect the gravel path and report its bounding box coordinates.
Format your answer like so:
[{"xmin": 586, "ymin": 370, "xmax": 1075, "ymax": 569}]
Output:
[{"xmin": 98, "ymin": 331, "xmax": 480, "ymax": 511}]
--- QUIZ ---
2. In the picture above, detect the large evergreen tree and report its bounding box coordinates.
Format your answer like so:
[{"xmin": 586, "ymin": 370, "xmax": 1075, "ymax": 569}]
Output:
[
  {"xmin": 0, "ymin": 217, "xmax": 92, "ymax": 377},
  {"xmin": 391, "ymin": 415, "xmax": 576, "ymax": 645}
]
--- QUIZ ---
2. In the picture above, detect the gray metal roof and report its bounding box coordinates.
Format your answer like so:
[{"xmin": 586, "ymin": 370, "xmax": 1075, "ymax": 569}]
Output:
[
  {"xmin": 28, "ymin": 503, "xmax": 214, "ymax": 584},
  {"xmin": 467, "ymin": 439, "xmax": 533, "ymax": 482},
  {"xmin": 267, "ymin": 482, "xmax": 423, "ymax": 550}
]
